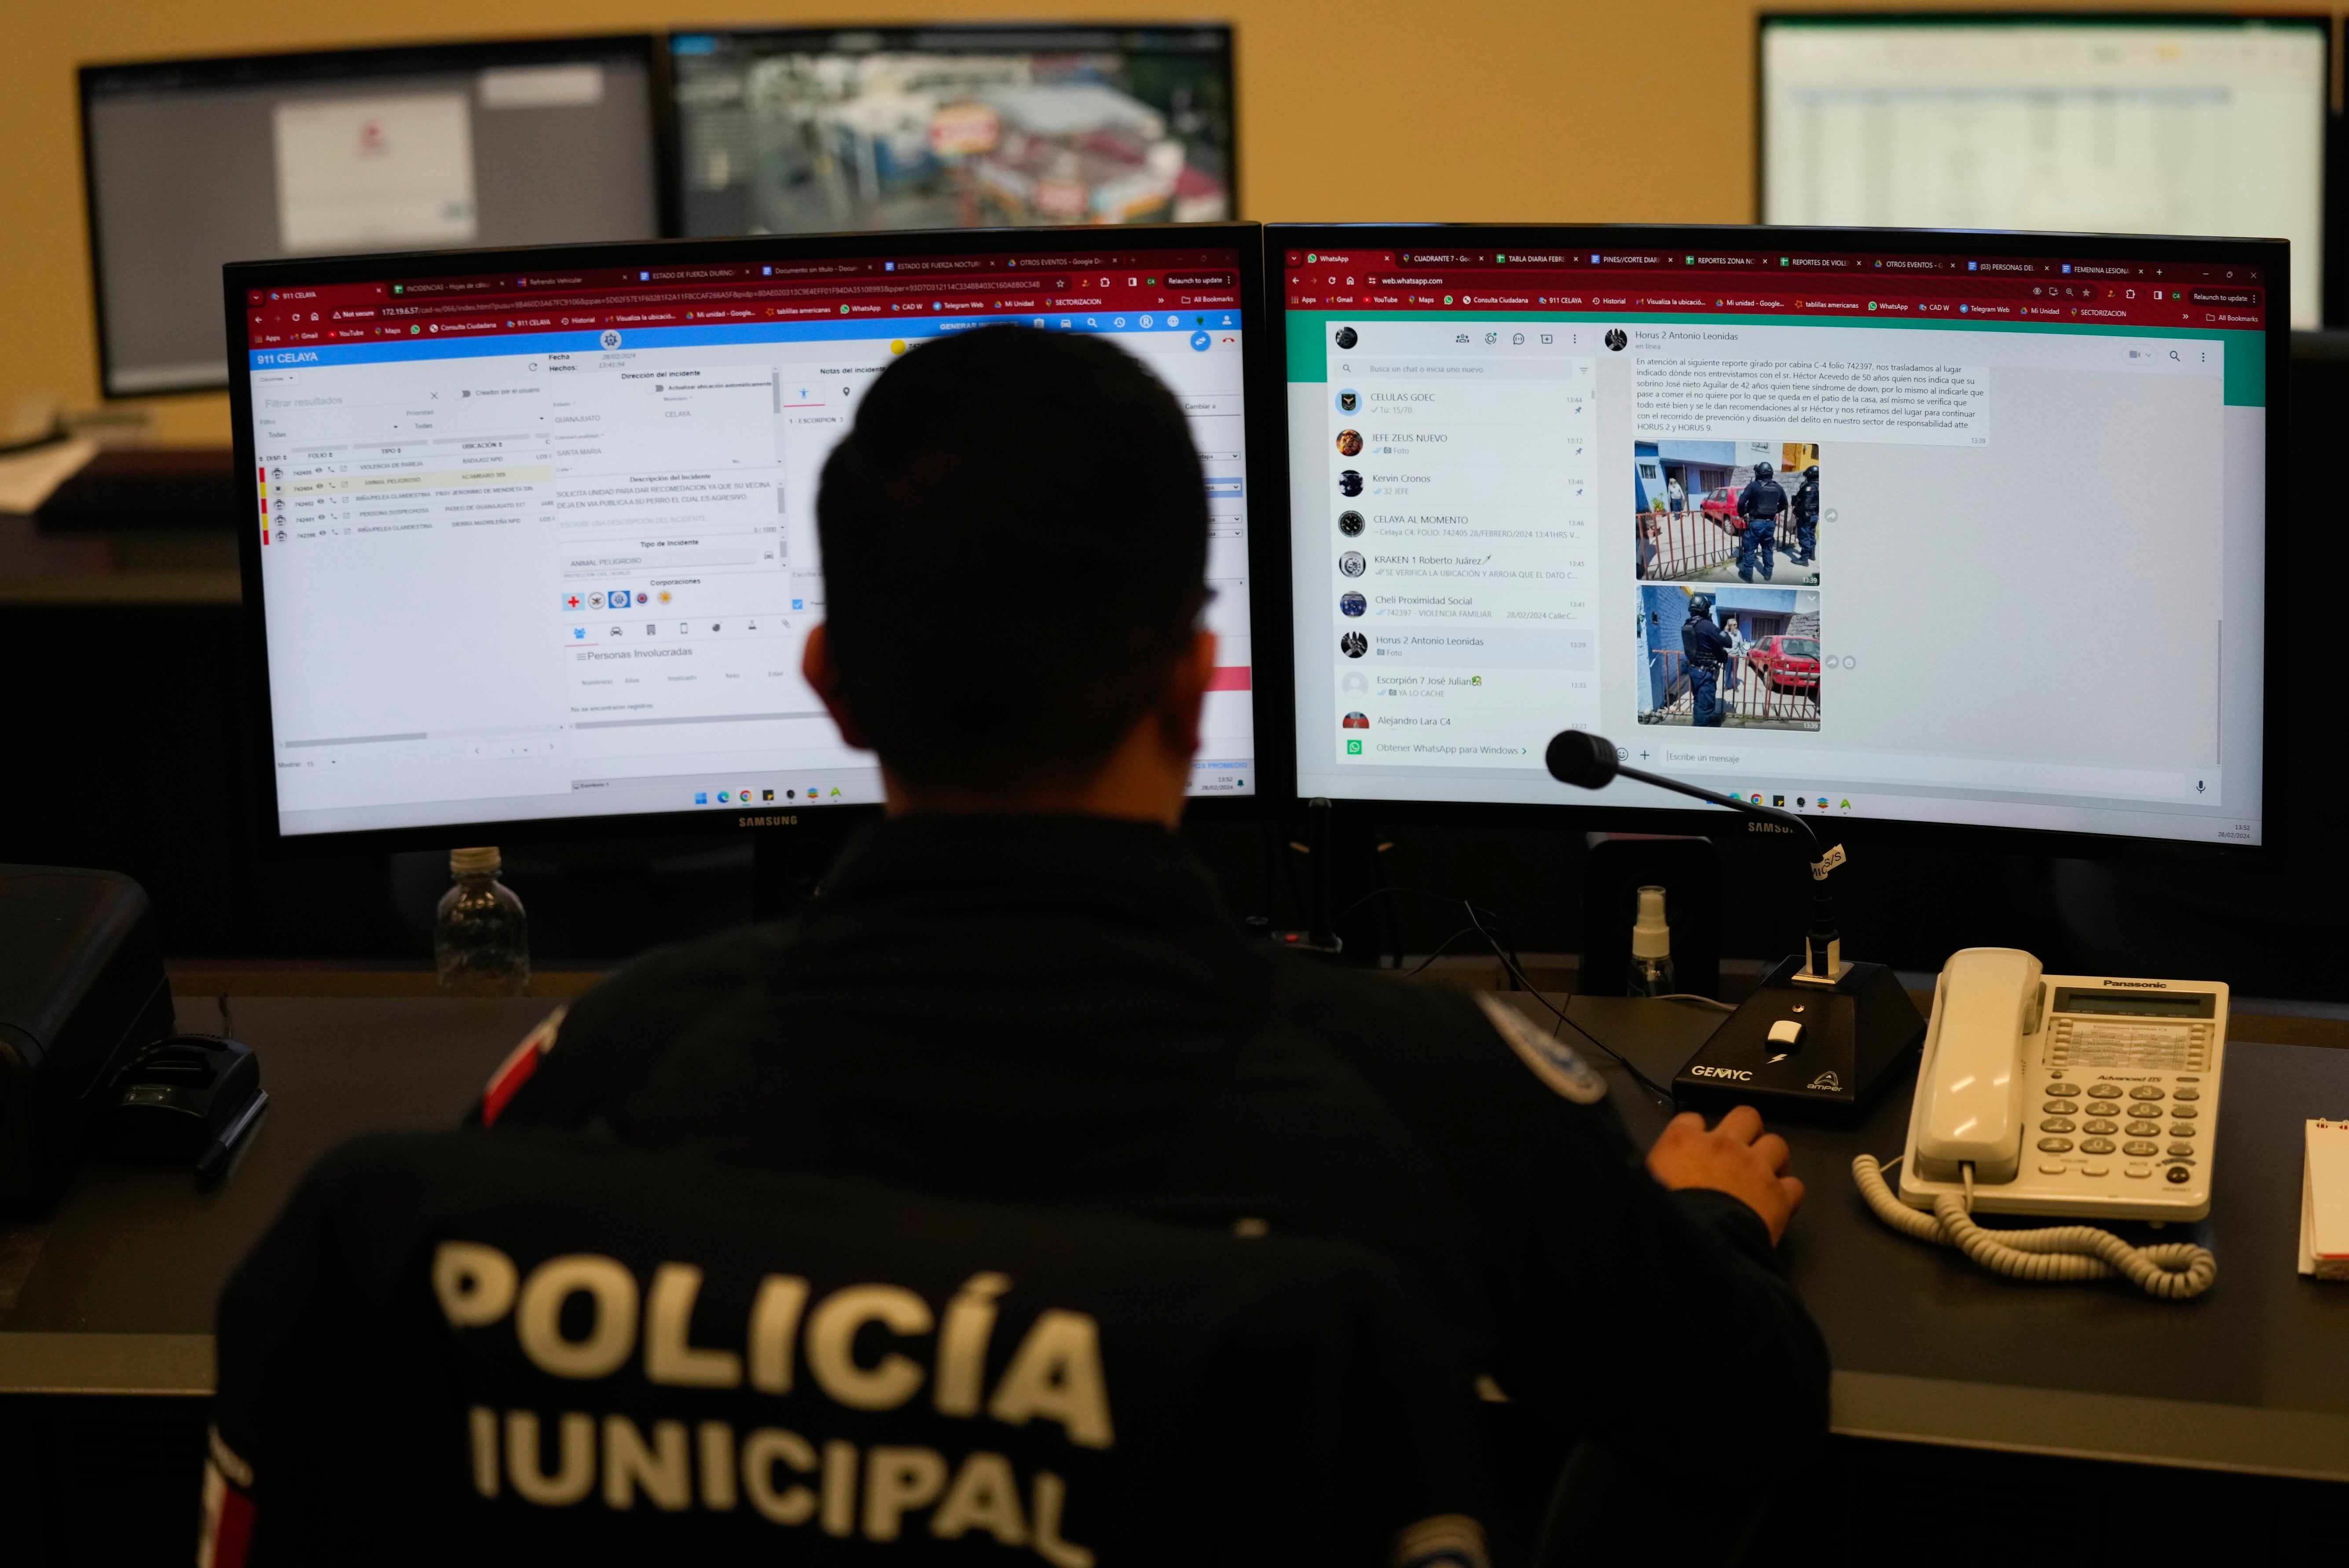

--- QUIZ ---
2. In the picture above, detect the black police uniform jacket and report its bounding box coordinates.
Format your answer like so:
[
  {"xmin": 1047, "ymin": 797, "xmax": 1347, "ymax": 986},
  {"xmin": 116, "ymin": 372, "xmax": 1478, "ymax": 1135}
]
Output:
[
  {"xmin": 1681, "ymin": 614, "xmax": 1732, "ymax": 670},
  {"xmin": 1735, "ymin": 476, "xmax": 1786, "ymax": 526},
  {"xmin": 1792, "ymin": 476, "xmax": 1820, "ymax": 525},
  {"xmin": 479, "ymin": 816, "xmax": 1828, "ymax": 1492}
]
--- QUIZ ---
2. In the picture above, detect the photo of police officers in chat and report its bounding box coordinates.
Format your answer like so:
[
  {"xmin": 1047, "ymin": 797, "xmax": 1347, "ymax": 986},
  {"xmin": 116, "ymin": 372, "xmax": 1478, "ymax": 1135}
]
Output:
[
  {"xmin": 1634, "ymin": 441, "xmax": 1821, "ymax": 587},
  {"xmin": 1637, "ymin": 584, "xmax": 1820, "ymax": 731}
]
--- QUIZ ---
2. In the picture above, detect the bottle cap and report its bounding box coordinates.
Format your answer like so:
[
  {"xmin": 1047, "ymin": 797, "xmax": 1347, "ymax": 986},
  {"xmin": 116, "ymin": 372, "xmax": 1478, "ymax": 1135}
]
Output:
[
  {"xmin": 1632, "ymin": 884, "xmax": 1671, "ymax": 959},
  {"xmin": 450, "ymin": 846, "xmax": 502, "ymax": 877}
]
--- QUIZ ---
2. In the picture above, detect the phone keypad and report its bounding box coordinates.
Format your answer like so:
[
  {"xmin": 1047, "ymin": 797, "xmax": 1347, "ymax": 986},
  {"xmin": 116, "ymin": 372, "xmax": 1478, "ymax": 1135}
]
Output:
[{"xmin": 2029, "ymin": 1018, "xmax": 2208, "ymax": 1202}]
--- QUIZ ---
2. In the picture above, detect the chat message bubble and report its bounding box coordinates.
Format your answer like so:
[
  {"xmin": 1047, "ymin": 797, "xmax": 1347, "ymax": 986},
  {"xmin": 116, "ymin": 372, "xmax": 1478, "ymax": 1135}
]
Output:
[{"xmin": 1635, "ymin": 356, "xmax": 1987, "ymax": 445}]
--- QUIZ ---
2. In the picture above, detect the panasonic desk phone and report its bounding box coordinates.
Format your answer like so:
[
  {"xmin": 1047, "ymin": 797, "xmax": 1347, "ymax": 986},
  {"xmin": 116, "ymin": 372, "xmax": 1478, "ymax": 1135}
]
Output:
[{"xmin": 1853, "ymin": 949, "xmax": 2224, "ymax": 1301}]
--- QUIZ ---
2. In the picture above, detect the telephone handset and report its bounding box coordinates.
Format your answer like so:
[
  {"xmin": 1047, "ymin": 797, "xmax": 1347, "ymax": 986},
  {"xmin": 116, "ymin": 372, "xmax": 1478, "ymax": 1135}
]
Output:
[{"xmin": 1851, "ymin": 948, "xmax": 2224, "ymax": 1300}]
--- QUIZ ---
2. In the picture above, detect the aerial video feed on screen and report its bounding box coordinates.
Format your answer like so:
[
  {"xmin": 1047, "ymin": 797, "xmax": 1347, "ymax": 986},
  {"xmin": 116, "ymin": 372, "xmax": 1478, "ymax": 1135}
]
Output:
[{"xmin": 670, "ymin": 26, "xmax": 1235, "ymax": 236}]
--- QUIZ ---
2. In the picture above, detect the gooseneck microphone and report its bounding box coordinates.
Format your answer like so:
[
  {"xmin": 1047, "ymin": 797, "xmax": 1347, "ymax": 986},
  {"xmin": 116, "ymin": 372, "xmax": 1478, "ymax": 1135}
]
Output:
[{"xmin": 1546, "ymin": 729, "xmax": 1845, "ymax": 983}]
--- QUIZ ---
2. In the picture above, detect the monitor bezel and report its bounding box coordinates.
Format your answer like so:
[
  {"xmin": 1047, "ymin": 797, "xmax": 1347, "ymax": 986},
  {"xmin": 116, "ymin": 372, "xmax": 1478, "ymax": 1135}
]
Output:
[
  {"xmin": 1751, "ymin": 11, "xmax": 2335, "ymax": 324},
  {"xmin": 662, "ymin": 22, "xmax": 1240, "ymax": 236},
  {"xmin": 1262, "ymin": 221, "xmax": 2287, "ymax": 865},
  {"xmin": 79, "ymin": 34, "xmax": 674, "ymax": 402},
  {"xmin": 224, "ymin": 220, "xmax": 1283, "ymax": 855}
]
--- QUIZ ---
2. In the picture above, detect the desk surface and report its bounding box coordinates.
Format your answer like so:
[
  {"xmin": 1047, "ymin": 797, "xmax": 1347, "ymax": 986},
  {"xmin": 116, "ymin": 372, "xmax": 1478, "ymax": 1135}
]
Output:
[
  {"xmin": 1549, "ymin": 993, "xmax": 2349, "ymax": 1484},
  {"xmin": 0, "ymin": 994, "xmax": 543, "ymax": 1392},
  {"xmin": 10, "ymin": 984, "xmax": 2349, "ymax": 1487}
]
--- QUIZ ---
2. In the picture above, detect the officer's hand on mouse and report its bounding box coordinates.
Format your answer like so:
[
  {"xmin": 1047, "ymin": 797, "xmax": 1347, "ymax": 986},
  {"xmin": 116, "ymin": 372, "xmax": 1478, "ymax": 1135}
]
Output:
[{"xmin": 1645, "ymin": 1106, "xmax": 1805, "ymax": 1244}]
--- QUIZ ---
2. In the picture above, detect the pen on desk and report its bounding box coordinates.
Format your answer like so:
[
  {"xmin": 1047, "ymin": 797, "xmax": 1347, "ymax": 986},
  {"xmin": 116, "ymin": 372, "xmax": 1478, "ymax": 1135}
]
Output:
[{"xmin": 196, "ymin": 1090, "xmax": 269, "ymax": 1183}]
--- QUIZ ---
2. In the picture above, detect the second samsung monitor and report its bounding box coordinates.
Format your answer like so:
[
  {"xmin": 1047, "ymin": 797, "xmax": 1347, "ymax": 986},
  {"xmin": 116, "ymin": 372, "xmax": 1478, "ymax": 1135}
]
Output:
[
  {"xmin": 81, "ymin": 37, "xmax": 665, "ymax": 397},
  {"xmin": 1274, "ymin": 224, "xmax": 2279, "ymax": 852},
  {"xmin": 669, "ymin": 24, "xmax": 1235, "ymax": 236},
  {"xmin": 1759, "ymin": 14, "xmax": 2327, "ymax": 328}
]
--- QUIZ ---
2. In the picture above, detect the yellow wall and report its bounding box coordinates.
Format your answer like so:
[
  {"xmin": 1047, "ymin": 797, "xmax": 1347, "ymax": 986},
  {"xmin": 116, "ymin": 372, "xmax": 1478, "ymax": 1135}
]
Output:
[{"xmin": 0, "ymin": 0, "xmax": 2293, "ymax": 444}]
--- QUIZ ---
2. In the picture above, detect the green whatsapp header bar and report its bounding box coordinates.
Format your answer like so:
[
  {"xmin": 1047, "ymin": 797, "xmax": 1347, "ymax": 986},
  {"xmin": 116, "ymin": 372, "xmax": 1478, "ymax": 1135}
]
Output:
[{"xmin": 1284, "ymin": 309, "xmax": 2267, "ymax": 407}]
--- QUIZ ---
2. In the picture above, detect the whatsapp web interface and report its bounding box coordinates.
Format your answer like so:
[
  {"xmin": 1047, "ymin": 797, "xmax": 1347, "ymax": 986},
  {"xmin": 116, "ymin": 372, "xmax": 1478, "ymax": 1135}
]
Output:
[
  {"xmin": 1287, "ymin": 243, "xmax": 2267, "ymax": 846},
  {"xmin": 243, "ymin": 246, "xmax": 1255, "ymax": 836}
]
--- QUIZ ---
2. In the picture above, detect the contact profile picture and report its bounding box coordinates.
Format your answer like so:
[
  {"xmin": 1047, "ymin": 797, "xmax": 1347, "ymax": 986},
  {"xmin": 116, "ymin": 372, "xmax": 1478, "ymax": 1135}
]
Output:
[
  {"xmin": 1338, "ymin": 550, "xmax": 1366, "ymax": 578},
  {"xmin": 1340, "ymin": 591, "xmax": 1367, "ymax": 616},
  {"xmin": 1340, "ymin": 631, "xmax": 1368, "ymax": 658},
  {"xmin": 1341, "ymin": 670, "xmax": 1370, "ymax": 693},
  {"xmin": 1338, "ymin": 509, "xmax": 1365, "ymax": 536},
  {"xmin": 1338, "ymin": 469, "xmax": 1363, "ymax": 496},
  {"xmin": 1336, "ymin": 388, "xmax": 1360, "ymax": 414},
  {"xmin": 1334, "ymin": 326, "xmax": 1359, "ymax": 349},
  {"xmin": 1335, "ymin": 429, "xmax": 1363, "ymax": 457},
  {"xmin": 1342, "ymin": 711, "xmax": 1370, "ymax": 729},
  {"xmin": 1605, "ymin": 328, "xmax": 1627, "ymax": 352}
]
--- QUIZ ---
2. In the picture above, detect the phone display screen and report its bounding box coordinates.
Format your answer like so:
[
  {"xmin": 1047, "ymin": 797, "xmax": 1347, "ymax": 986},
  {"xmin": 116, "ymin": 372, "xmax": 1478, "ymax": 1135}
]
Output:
[{"xmin": 2051, "ymin": 988, "xmax": 2217, "ymax": 1020}]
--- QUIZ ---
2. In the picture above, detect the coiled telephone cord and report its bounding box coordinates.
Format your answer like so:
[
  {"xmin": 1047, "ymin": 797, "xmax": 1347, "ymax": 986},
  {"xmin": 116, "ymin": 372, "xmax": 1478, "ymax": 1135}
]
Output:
[{"xmin": 1852, "ymin": 1154, "xmax": 2217, "ymax": 1301}]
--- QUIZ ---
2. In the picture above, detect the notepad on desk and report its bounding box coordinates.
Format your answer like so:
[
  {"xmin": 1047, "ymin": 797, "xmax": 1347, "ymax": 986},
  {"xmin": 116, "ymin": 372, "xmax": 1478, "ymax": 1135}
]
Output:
[{"xmin": 2299, "ymin": 1121, "xmax": 2349, "ymax": 1278}]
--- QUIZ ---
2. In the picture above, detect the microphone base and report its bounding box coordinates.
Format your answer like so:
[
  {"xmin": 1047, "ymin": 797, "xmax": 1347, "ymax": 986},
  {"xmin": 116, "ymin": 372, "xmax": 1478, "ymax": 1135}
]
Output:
[{"xmin": 1672, "ymin": 956, "xmax": 1924, "ymax": 1124}]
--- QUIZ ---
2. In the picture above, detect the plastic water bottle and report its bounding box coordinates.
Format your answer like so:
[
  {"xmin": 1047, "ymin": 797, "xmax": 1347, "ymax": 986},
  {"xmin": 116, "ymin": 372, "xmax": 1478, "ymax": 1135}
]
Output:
[
  {"xmin": 435, "ymin": 846, "xmax": 530, "ymax": 996},
  {"xmin": 1627, "ymin": 884, "xmax": 1675, "ymax": 998}
]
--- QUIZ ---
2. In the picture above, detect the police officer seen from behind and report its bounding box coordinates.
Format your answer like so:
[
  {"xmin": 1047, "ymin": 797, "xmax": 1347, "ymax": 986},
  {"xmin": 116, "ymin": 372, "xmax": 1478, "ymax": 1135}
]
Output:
[
  {"xmin": 1790, "ymin": 463, "xmax": 1820, "ymax": 566},
  {"xmin": 479, "ymin": 327, "xmax": 1827, "ymax": 1558},
  {"xmin": 1681, "ymin": 592, "xmax": 1733, "ymax": 728},
  {"xmin": 1734, "ymin": 460, "xmax": 1785, "ymax": 582}
]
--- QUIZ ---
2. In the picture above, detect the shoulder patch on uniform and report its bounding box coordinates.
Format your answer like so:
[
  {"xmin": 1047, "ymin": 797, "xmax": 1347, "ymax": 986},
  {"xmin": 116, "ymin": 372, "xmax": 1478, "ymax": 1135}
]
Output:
[
  {"xmin": 480, "ymin": 1005, "xmax": 566, "ymax": 1128},
  {"xmin": 1474, "ymin": 993, "xmax": 1607, "ymax": 1105}
]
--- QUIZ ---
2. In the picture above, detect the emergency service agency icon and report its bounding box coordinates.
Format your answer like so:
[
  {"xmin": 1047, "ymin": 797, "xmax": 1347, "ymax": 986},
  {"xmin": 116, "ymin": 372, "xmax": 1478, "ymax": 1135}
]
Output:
[
  {"xmin": 1604, "ymin": 328, "xmax": 1627, "ymax": 352},
  {"xmin": 1340, "ymin": 630, "xmax": 1368, "ymax": 658},
  {"xmin": 1334, "ymin": 326, "xmax": 1359, "ymax": 349},
  {"xmin": 1336, "ymin": 387, "xmax": 1360, "ymax": 414},
  {"xmin": 600, "ymin": 329, "xmax": 623, "ymax": 350},
  {"xmin": 1338, "ymin": 509, "xmax": 1365, "ymax": 536},
  {"xmin": 1338, "ymin": 551, "xmax": 1366, "ymax": 578},
  {"xmin": 1340, "ymin": 591, "xmax": 1367, "ymax": 616}
]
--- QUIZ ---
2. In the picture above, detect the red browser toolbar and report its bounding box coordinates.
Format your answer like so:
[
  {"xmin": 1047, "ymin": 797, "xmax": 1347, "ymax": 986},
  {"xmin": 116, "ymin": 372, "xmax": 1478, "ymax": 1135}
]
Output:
[
  {"xmin": 243, "ymin": 248, "xmax": 1244, "ymax": 350},
  {"xmin": 1281, "ymin": 250, "xmax": 2267, "ymax": 331}
]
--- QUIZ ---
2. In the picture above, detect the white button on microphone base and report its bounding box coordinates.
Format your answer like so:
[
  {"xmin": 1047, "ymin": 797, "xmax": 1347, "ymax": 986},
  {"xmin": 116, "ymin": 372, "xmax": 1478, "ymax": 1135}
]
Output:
[{"xmin": 1767, "ymin": 1019, "xmax": 1804, "ymax": 1049}]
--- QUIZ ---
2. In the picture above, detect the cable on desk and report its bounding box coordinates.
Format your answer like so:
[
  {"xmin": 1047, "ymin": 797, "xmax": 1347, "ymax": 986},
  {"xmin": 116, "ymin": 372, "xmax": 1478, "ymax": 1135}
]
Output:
[
  {"xmin": 1649, "ymin": 993, "xmax": 1737, "ymax": 1013},
  {"xmin": 1851, "ymin": 1153, "xmax": 2216, "ymax": 1301},
  {"xmin": 1333, "ymin": 885, "xmax": 1688, "ymax": 1106}
]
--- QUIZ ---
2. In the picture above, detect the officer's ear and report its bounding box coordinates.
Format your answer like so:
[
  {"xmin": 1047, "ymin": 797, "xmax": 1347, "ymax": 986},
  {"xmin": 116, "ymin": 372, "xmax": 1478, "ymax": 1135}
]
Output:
[
  {"xmin": 1155, "ymin": 627, "xmax": 1217, "ymax": 760},
  {"xmin": 801, "ymin": 623, "xmax": 874, "ymax": 751}
]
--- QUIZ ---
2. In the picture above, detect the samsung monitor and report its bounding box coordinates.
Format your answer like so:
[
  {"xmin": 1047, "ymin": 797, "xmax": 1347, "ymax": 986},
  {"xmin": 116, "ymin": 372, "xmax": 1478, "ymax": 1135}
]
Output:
[
  {"xmin": 82, "ymin": 37, "xmax": 667, "ymax": 397},
  {"xmin": 667, "ymin": 24, "xmax": 1235, "ymax": 237},
  {"xmin": 1758, "ymin": 14, "xmax": 2328, "ymax": 329},
  {"xmin": 227, "ymin": 224, "xmax": 1267, "ymax": 848},
  {"xmin": 1272, "ymin": 224, "xmax": 2280, "ymax": 853}
]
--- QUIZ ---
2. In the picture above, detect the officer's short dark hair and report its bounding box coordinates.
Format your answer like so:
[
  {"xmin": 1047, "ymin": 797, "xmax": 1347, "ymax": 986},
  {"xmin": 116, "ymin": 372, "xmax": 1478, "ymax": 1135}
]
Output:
[{"xmin": 817, "ymin": 326, "xmax": 1209, "ymax": 793}]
